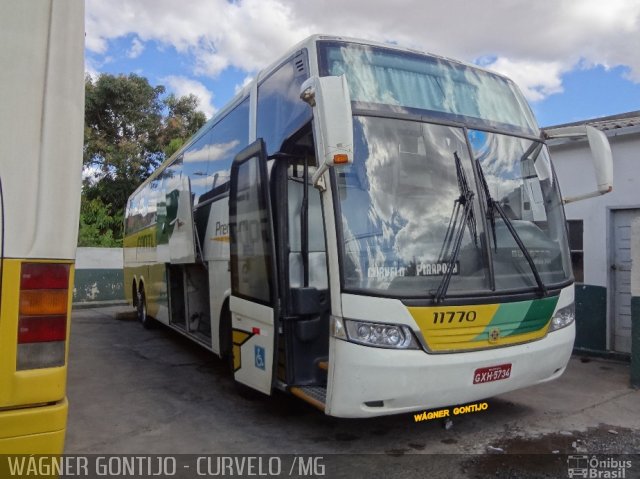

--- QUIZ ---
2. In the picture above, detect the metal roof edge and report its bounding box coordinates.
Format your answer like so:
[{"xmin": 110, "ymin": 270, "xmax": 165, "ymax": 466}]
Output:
[{"xmin": 545, "ymin": 110, "xmax": 640, "ymax": 132}]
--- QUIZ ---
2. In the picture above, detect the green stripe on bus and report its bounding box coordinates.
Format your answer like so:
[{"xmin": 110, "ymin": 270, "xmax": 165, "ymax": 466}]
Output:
[
  {"xmin": 504, "ymin": 295, "xmax": 558, "ymax": 337},
  {"xmin": 472, "ymin": 301, "xmax": 529, "ymax": 340},
  {"xmin": 472, "ymin": 296, "xmax": 558, "ymax": 341}
]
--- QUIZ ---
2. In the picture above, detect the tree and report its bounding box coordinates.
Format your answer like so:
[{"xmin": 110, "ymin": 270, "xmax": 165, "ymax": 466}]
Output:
[
  {"xmin": 81, "ymin": 73, "xmax": 207, "ymax": 244},
  {"xmin": 162, "ymin": 93, "xmax": 207, "ymax": 153},
  {"xmin": 84, "ymin": 73, "xmax": 165, "ymax": 186},
  {"xmin": 77, "ymin": 198, "xmax": 122, "ymax": 247}
]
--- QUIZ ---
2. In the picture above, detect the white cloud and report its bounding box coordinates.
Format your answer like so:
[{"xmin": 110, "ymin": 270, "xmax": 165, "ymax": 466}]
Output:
[
  {"xmin": 85, "ymin": 0, "xmax": 640, "ymax": 101},
  {"xmin": 84, "ymin": 58, "xmax": 99, "ymax": 79},
  {"xmin": 127, "ymin": 37, "xmax": 145, "ymax": 59},
  {"xmin": 86, "ymin": 0, "xmax": 310, "ymax": 76},
  {"xmin": 84, "ymin": 55, "xmax": 113, "ymax": 79},
  {"xmin": 163, "ymin": 76, "xmax": 216, "ymax": 118},
  {"xmin": 234, "ymin": 75, "xmax": 254, "ymax": 95},
  {"xmin": 486, "ymin": 58, "xmax": 566, "ymax": 102}
]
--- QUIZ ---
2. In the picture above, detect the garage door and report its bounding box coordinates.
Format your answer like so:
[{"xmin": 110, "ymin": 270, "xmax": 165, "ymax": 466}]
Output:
[{"xmin": 612, "ymin": 208, "xmax": 640, "ymax": 353}]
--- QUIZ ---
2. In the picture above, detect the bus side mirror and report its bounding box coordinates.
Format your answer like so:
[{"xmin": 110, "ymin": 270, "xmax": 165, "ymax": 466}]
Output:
[
  {"xmin": 544, "ymin": 125, "xmax": 613, "ymax": 204},
  {"xmin": 300, "ymin": 75, "xmax": 353, "ymax": 190}
]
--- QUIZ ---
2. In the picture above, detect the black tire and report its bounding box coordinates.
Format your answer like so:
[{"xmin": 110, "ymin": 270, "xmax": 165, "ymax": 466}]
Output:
[
  {"xmin": 136, "ymin": 287, "xmax": 154, "ymax": 329},
  {"xmin": 219, "ymin": 307, "xmax": 264, "ymax": 399},
  {"xmin": 219, "ymin": 306, "xmax": 234, "ymax": 373}
]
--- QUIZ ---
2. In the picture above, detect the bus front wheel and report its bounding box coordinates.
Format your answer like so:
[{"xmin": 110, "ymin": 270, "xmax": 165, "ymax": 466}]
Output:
[{"xmin": 219, "ymin": 305, "xmax": 233, "ymax": 373}]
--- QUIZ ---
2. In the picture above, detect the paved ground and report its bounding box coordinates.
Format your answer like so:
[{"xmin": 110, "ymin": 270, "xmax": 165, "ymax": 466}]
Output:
[{"xmin": 65, "ymin": 306, "xmax": 640, "ymax": 478}]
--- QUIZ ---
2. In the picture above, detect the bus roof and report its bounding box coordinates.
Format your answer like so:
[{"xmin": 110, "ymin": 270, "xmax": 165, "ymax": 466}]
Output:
[{"xmin": 130, "ymin": 34, "xmax": 516, "ymax": 198}]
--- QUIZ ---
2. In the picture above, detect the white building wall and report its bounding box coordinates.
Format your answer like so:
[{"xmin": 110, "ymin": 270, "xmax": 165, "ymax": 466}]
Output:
[
  {"xmin": 550, "ymin": 127, "xmax": 639, "ymax": 353},
  {"xmin": 75, "ymin": 247, "xmax": 123, "ymax": 270},
  {"xmin": 551, "ymin": 132, "xmax": 639, "ymax": 288}
]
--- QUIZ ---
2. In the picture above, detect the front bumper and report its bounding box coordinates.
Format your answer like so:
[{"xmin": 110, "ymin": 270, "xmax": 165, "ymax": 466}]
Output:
[{"xmin": 326, "ymin": 323, "xmax": 574, "ymax": 417}]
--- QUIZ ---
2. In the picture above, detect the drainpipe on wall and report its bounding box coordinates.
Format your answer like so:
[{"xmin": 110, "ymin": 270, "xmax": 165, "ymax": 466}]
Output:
[{"xmin": 631, "ymin": 218, "xmax": 640, "ymax": 388}]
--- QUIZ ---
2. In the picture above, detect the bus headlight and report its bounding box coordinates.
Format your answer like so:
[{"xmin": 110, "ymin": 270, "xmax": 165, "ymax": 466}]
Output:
[
  {"xmin": 549, "ymin": 302, "xmax": 575, "ymax": 332},
  {"xmin": 337, "ymin": 318, "xmax": 420, "ymax": 349}
]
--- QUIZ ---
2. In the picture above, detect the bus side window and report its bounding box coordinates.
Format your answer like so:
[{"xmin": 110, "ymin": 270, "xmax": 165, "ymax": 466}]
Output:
[
  {"xmin": 257, "ymin": 51, "xmax": 312, "ymax": 156},
  {"xmin": 202, "ymin": 97, "xmax": 250, "ymax": 201},
  {"xmin": 162, "ymin": 156, "xmax": 183, "ymax": 236},
  {"xmin": 183, "ymin": 133, "xmax": 213, "ymax": 205}
]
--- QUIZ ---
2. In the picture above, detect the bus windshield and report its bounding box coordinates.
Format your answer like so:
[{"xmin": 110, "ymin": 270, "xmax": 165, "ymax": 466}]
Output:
[
  {"xmin": 336, "ymin": 116, "xmax": 571, "ymax": 297},
  {"xmin": 318, "ymin": 41, "xmax": 538, "ymax": 136}
]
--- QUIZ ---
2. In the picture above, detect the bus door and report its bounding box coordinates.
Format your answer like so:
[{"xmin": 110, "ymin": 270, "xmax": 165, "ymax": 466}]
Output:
[
  {"xmin": 166, "ymin": 174, "xmax": 198, "ymax": 330},
  {"xmin": 278, "ymin": 160, "xmax": 330, "ymax": 391},
  {"xmin": 229, "ymin": 139, "xmax": 279, "ymax": 394},
  {"xmin": 168, "ymin": 175, "xmax": 197, "ymax": 264}
]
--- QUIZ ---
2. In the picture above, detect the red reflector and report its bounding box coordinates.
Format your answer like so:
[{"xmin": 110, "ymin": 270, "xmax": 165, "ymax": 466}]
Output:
[
  {"xmin": 18, "ymin": 315, "xmax": 67, "ymax": 343},
  {"xmin": 21, "ymin": 263, "xmax": 70, "ymax": 290},
  {"xmin": 252, "ymin": 327, "xmax": 260, "ymax": 335}
]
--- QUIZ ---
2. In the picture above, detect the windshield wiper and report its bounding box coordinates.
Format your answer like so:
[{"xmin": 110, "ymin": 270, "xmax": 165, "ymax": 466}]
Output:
[
  {"xmin": 433, "ymin": 152, "xmax": 476, "ymax": 304},
  {"xmin": 475, "ymin": 158, "xmax": 547, "ymax": 297}
]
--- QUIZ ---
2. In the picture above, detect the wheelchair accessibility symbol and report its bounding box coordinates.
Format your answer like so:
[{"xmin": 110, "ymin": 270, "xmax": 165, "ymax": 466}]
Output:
[{"xmin": 254, "ymin": 345, "xmax": 265, "ymax": 370}]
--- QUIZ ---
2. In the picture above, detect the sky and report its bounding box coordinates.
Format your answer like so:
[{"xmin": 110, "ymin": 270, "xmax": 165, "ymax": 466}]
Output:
[{"xmin": 85, "ymin": 0, "xmax": 640, "ymax": 127}]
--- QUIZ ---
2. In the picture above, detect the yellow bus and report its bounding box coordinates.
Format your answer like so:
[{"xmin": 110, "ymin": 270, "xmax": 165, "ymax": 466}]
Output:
[
  {"xmin": 124, "ymin": 35, "xmax": 612, "ymax": 417},
  {"xmin": 0, "ymin": 0, "xmax": 84, "ymax": 453}
]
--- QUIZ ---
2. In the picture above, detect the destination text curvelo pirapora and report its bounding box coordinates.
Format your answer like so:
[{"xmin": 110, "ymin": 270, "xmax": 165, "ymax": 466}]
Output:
[{"xmin": 5, "ymin": 455, "xmax": 325, "ymax": 476}]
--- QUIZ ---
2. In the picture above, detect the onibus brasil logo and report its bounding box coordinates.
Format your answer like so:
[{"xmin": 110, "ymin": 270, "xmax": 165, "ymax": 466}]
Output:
[{"xmin": 567, "ymin": 455, "xmax": 632, "ymax": 478}]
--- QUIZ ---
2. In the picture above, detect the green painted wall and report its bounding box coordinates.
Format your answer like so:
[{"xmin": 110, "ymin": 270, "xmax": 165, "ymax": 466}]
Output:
[
  {"xmin": 73, "ymin": 269, "xmax": 124, "ymax": 303},
  {"xmin": 574, "ymin": 284, "xmax": 607, "ymax": 352}
]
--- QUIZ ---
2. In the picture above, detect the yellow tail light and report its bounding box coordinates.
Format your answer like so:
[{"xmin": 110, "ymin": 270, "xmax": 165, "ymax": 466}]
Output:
[{"xmin": 19, "ymin": 290, "xmax": 68, "ymax": 316}]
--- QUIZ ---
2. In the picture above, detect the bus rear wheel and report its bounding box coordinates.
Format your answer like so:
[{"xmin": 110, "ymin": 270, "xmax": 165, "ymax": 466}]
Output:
[{"xmin": 136, "ymin": 287, "xmax": 154, "ymax": 329}]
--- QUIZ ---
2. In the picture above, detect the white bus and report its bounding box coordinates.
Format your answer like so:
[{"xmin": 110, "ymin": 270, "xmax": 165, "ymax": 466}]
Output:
[
  {"xmin": 0, "ymin": 0, "xmax": 84, "ymax": 452},
  {"xmin": 124, "ymin": 35, "xmax": 612, "ymax": 417}
]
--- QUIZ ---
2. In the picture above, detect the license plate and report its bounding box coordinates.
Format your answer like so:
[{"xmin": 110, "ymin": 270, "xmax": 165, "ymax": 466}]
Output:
[{"xmin": 473, "ymin": 364, "xmax": 512, "ymax": 384}]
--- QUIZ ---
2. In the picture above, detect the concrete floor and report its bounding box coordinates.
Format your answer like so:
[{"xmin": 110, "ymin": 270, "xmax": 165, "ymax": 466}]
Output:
[{"xmin": 65, "ymin": 306, "xmax": 640, "ymax": 477}]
